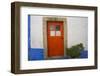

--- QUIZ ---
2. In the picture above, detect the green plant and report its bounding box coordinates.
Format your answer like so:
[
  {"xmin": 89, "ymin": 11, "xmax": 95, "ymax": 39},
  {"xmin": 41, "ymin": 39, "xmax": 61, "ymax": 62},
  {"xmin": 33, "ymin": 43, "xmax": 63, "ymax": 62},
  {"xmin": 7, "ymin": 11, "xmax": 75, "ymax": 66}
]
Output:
[{"xmin": 66, "ymin": 43, "xmax": 84, "ymax": 58}]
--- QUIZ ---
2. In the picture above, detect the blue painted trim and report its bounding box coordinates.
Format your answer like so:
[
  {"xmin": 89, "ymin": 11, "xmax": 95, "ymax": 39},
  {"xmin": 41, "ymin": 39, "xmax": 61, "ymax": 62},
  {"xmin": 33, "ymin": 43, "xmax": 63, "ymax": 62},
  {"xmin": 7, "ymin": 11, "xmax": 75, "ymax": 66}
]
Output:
[
  {"xmin": 80, "ymin": 50, "xmax": 88, "ymax": 58},
  {"xmin": 28, "ymin": 48, "xmax": 44, "ymax": 60},
  {"xmin": 28, "ymin": 15, "xmax": 31, "ymax": 50}
]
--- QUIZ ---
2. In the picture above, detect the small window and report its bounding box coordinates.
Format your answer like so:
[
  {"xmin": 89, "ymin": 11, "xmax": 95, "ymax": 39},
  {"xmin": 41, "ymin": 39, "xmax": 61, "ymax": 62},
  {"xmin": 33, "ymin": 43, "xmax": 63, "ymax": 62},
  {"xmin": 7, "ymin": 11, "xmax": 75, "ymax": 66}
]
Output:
[
  {"xmin": 56, "ymin": 31, "xmax": 61, "ymax": 36},
  {"xmin": 50, "ymin": 25, "xmax": 55, "ymax": 31},
  {"xmin": 56, "ymin": 25, "xmax": 60, "ymax": 31},
  {"xmin": 50, "ymin": 31, "xmax": 55, "ymax": 36}
]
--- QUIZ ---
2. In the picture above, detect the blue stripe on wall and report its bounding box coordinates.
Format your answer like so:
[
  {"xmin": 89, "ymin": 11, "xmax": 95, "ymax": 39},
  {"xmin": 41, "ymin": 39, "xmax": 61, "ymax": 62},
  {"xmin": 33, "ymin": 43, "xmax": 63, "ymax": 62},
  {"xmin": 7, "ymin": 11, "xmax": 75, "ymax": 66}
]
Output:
[
  {"xmin": 28, "ymin": 15, "xmax": 31, "ymax": 50},
  {"xmin": 28, "ymin": 48, "xmax": 44, "ymax": 60}
]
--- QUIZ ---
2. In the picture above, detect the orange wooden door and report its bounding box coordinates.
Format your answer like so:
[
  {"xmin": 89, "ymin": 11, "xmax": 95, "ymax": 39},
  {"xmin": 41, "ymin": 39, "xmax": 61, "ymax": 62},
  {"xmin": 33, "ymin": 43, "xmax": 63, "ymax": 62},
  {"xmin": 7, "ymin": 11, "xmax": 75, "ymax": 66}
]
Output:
[{"xmin": 47, "ymin": 21, "xmax": 64, "ymax": 57}]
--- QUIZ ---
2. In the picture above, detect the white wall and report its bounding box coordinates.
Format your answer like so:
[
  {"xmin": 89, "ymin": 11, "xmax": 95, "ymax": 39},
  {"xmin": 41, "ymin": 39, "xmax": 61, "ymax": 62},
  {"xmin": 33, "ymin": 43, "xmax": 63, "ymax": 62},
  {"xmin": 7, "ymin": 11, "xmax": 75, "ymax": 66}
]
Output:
[
  {"xmin": 30, "ymin": 16, "xmax": 88, "ymax": 50},
  {"xmin": 67, "ymin": 17, "xmax": 88, "ymax": 50},
  {"xmin": 30, "ymin": 16, "xmax": 43, "ymax": 48}
]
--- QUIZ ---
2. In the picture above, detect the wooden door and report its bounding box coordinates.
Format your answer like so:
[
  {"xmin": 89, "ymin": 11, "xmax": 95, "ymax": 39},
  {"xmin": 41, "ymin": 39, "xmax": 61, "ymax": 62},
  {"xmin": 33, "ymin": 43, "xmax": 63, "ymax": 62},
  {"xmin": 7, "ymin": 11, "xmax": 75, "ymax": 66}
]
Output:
[{"xmin": 47, "ymin": 21, "xmax": 64, "ymax": 58}]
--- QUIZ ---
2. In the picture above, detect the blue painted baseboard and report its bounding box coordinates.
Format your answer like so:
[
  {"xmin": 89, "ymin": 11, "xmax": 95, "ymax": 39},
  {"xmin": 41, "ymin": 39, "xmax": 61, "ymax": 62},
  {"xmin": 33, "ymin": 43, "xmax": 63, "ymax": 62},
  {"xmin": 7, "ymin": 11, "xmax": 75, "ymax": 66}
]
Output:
[
  {"xmin": 28, "ymin": 49, "xmax": 88, "ymax": 60},
  {"xmin": 80, "ymin": 50, "xmax": 88, "ymax": 58},
  {"xmin": 28, "ymin": 48, "xmax": 44, "ymax": 61}
]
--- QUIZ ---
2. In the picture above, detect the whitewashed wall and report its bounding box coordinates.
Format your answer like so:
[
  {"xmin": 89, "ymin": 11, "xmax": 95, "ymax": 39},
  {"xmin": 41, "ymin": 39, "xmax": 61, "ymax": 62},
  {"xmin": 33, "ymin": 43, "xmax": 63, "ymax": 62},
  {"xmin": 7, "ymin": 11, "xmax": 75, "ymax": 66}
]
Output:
[
  {"xmin": 30, "ymin": 16, "xmax": 43, "ymax": 48},
  {"xmin": 67, "ymin": 17, "xmax": 88, "ymax": 50},
  {"xmin": 30, "ymin": 16, "xmax": 88, "ymax": 50}
]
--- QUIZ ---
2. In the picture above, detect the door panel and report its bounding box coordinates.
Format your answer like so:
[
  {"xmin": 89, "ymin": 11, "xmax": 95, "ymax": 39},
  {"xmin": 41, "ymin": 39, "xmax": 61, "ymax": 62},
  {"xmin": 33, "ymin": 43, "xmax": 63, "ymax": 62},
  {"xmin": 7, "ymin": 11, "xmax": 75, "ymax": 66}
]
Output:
[{"xmin": 47, "ymin": 21, "xmax": 64, "ymax": 57}]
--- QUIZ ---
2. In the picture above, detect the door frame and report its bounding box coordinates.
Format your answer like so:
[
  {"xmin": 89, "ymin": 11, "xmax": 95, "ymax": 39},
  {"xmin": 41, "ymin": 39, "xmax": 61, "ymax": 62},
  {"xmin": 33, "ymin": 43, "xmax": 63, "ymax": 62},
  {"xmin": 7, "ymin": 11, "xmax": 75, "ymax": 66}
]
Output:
[{"xmin": 43, "ymin": 17, "xmax": 67, "ymax": 59}]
